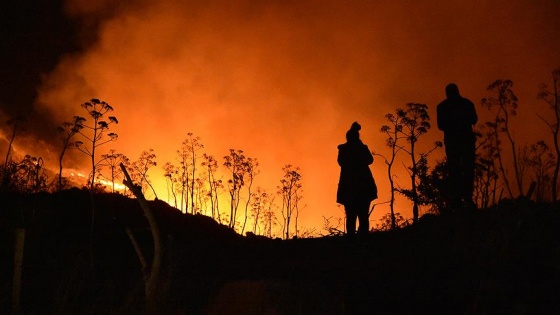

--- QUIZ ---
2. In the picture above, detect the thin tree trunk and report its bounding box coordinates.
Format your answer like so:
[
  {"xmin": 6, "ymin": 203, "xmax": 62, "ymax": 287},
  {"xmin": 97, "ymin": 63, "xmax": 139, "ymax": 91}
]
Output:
[
  {"xmin": 241, "ymin": 181, "xmax": 253, "ymax": 235},
  {"xmin": 388, "ymin": 161, "xmax": 396, "ymax": 230},
  {"xmin": 125, "ymin": 227, "xmax": 149, "ymax": 281},
  {"xmin": 58, "ymin": 146, "xmax": 66, "ymax": 190},
  {"xmin": 410, "ymin": 141, "xmax": 419, "ymax": 224},
  {"xmin": 493, "ymin": 120, "xmax": 514, "ymax": 199},
  {"xmin": 120, "ymin": 163, "xmax": 163, "ymax": 312},
  {"xmin": 552, "ymin": 79, "xmax": 560, "ymax": 201},
  {"xmin": 386, "ymin": 128, "xmax": 398, "ymax": 230},
  {"xmin": 503, "ymin": 112, "xmax": 522, "ymax": 197},
  {"xmin": 552, "ymin": 130, "xmax": 559, "ymax": 201}
]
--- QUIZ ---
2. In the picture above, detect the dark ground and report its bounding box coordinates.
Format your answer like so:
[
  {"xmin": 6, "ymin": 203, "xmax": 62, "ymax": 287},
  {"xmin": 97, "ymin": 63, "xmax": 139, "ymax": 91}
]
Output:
[{"xmin": 1, "ymin": 189, "xmax": 559, "ymax": 314}]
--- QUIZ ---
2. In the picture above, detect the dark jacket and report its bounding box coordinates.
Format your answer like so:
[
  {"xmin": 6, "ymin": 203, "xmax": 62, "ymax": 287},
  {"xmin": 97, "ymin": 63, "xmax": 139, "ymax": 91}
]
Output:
[
  {"xmin": 436, "ymin": 96, "xmax": 478, "ymax": 145},
  {"xmin": 336, "ymin": 141, "xmax": 377, "ymax": 205}
]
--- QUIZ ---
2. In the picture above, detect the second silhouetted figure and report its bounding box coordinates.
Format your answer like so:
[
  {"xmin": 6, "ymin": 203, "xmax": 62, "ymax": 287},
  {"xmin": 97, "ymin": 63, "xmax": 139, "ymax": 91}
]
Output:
[
  {"xmin": 437, "ymin": 83, "xmax": 478, "ymax": 210},
  {"xmin": 337, "ymin": 122, "xmax": 377, "ymax": 236}
]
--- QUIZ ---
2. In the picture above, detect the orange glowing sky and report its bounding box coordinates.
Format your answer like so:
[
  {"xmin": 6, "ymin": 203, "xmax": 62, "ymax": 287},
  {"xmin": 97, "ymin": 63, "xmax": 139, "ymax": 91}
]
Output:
[{"xmin": 2, "ymin": 0, "xmax": 560, "ymax": 235}]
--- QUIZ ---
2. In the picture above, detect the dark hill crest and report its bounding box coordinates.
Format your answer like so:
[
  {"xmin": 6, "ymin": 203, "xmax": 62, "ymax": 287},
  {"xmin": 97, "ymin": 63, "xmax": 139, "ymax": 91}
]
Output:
[{"xmin": 1, "ymin": 190, "xmax": 559, "ymax": 314}]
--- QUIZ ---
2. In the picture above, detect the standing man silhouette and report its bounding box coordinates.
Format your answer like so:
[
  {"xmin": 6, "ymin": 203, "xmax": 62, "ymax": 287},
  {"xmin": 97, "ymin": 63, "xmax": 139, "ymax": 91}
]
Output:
[
  {"xmin": 437, "ymin": 83, "xmax": 478, "ymax": 210},
  {"xmin": 337, "ymin": 122, "xmax": 377, "ymax": 236}
]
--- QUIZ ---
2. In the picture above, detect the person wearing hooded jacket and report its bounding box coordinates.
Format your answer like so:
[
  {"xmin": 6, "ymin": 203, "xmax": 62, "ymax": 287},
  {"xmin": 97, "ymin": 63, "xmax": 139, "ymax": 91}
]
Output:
[{"xmin": 337, "ymin": 122, "xmax": 378, "ymax": 236}]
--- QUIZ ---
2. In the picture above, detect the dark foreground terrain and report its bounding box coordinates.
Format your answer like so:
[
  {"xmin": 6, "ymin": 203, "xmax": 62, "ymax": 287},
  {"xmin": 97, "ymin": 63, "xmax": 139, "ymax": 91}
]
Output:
[{"xmin": 1, "ymin": 189, "xmax": 559, "ymax": 314}]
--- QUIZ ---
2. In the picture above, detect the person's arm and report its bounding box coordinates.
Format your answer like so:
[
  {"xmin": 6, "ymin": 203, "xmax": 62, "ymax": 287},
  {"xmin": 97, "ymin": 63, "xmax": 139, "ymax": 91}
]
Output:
[
  {"xmin": 363, "ymin": 145, "xmax": 374, "ymax": 165},
  {"xmin": 337, "ymin": 146, "xmax": 346, "ymax": 167}
]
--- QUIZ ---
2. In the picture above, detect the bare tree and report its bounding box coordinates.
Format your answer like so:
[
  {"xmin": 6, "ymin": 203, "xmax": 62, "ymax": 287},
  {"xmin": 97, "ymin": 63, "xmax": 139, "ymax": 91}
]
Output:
[
  {"xmin": 175, "ymin": 142, "xmax": 189, "ymax": 213},
  {"xmin": 99, "ymin": 149, "xmax": 128, "ymax": 193},
  {"xmin": 129, "ymin": 149, "xmax": 158, "ymax": 199},
  {"xmin": 184, "ymin": 133, "xmax": 203, "ymax": 213},
  {"xmin": 56, "ymin": 121, "xmax": 79, "ymax": 190},
  {"xmin": 473, "ymin": 124, "xmax": 501, "ymax": 208},
  {"xmin": 223, "ymin": 149, "xmax": 247, "ymax": 230},
  {"xmin": 194, "ymin": 177, "xmax": 209, "ymax": 214},
  {"xmin": 251, "ymin": 188, "xmax": 279, "ymax": 236},
  {"xmin": 394, "ymin": 103, "xmax": 439, "ymax": 224},
  {"xmin": 260, "ymin": 193, "xmax": 278, "ymax": 238},
  {"xmin": 73, "ymin": 99, "xmax": 118, "ymax": 191},
  {"xmin": 241, "ymin": 157, "xmax": 259, "ymax": 235},
  {"xmin": 277, "ymin": 164, "xmax": 303, "ymax": 239},
  {"xmin": 172, "ymin": 134, "xmax": 203, "ymax": 213},
  {"xmin": 73, "ymin": 98, "xmax": 119, "ymax": 239},
  {"xmin": 378, "ymin": 109, "xmax": 407, "ymax": 230},
  {"xmin": 482, "ymin": 80, "xmax": 523, "ymax": 198},
  {"xmin": 537, "ymin": 67, "xmax": 560, "ymax": 201},
  {"xmin": 202, "ymin": 153, "xmax": 223, "ymax": 222},
  {"xmin": 163, "ymin": 162, "xmax": 179, "ymax": 208},
  {"xmin": 250, "ymin": 188, "xmax": 265, "ymax": 234}
]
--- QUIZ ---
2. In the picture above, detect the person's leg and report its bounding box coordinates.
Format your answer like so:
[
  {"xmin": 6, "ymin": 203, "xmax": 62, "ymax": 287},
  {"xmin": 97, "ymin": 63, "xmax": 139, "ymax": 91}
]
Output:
[
  {"xmin": 461, "ymin": 142, "xmax": 477, "ymax": 208},
  {"xmin": 445, "ymin": 144, "xmax": 461, "ymax": 210},
  {"xmin": 357, "ymin": 201, "xmax": 370, "ymax": 235},
  {"xmin": 345, "ymin": 205, "xmax": 357, "ymax": 236}
]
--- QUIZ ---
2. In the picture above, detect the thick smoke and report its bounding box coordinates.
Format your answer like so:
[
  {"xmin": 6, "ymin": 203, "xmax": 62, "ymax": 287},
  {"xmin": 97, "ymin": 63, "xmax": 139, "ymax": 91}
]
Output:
[{"xmin": 31, "ymin": 0, "xmax": 560, "ymax": 229}]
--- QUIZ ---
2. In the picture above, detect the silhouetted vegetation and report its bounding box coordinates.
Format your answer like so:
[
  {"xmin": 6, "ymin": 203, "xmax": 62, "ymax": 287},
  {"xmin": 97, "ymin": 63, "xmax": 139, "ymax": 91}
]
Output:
[
  {"xmin": 482, "ymin": 80, "xmax": 521, "ymax": 198},
  {"xmin": 56, "ymin": 120, "xmax": 79, "ymax": 190},
  {"xmin": 3, "ymin": 69, "xmax": 560, "ymax": 232},
  {"xmin": 73, "ymin": 98, "xmax": 118, "ymax": 191},
  {"xmin": 99, "ymin": 149, "xmax": 129, "ymax": 193},
  {"xmin": 278, "ymin": 164, "xmax": 303, "ymax": 239},
  {"xmin": 2, "ymin": 68, "xmax": 560, "ymax": 313},
  {"xmin": 537, "ymin": 68, "xmax": 560, "ymax": 201}
]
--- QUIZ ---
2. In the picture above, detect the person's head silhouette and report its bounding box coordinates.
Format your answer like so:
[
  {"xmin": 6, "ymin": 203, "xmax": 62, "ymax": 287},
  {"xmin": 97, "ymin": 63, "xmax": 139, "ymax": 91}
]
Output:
[
  {"xmin": 445, "ymin": 83, "xmax": 460, "ymax": 100},
  {"xmin": 346, "ymin": 121, "xmax": 361, "ymax": 143}
]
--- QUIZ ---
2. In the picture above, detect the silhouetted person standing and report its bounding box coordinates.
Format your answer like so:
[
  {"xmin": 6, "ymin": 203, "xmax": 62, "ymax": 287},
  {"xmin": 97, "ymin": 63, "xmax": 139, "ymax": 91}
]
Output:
[
  {"xmin": 437, "ymin": 83, "xmax": 478, "ymax": 210},
  {"xmin": 337, "ymin": 122, "xmax": 377, "ymax": 236}
]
